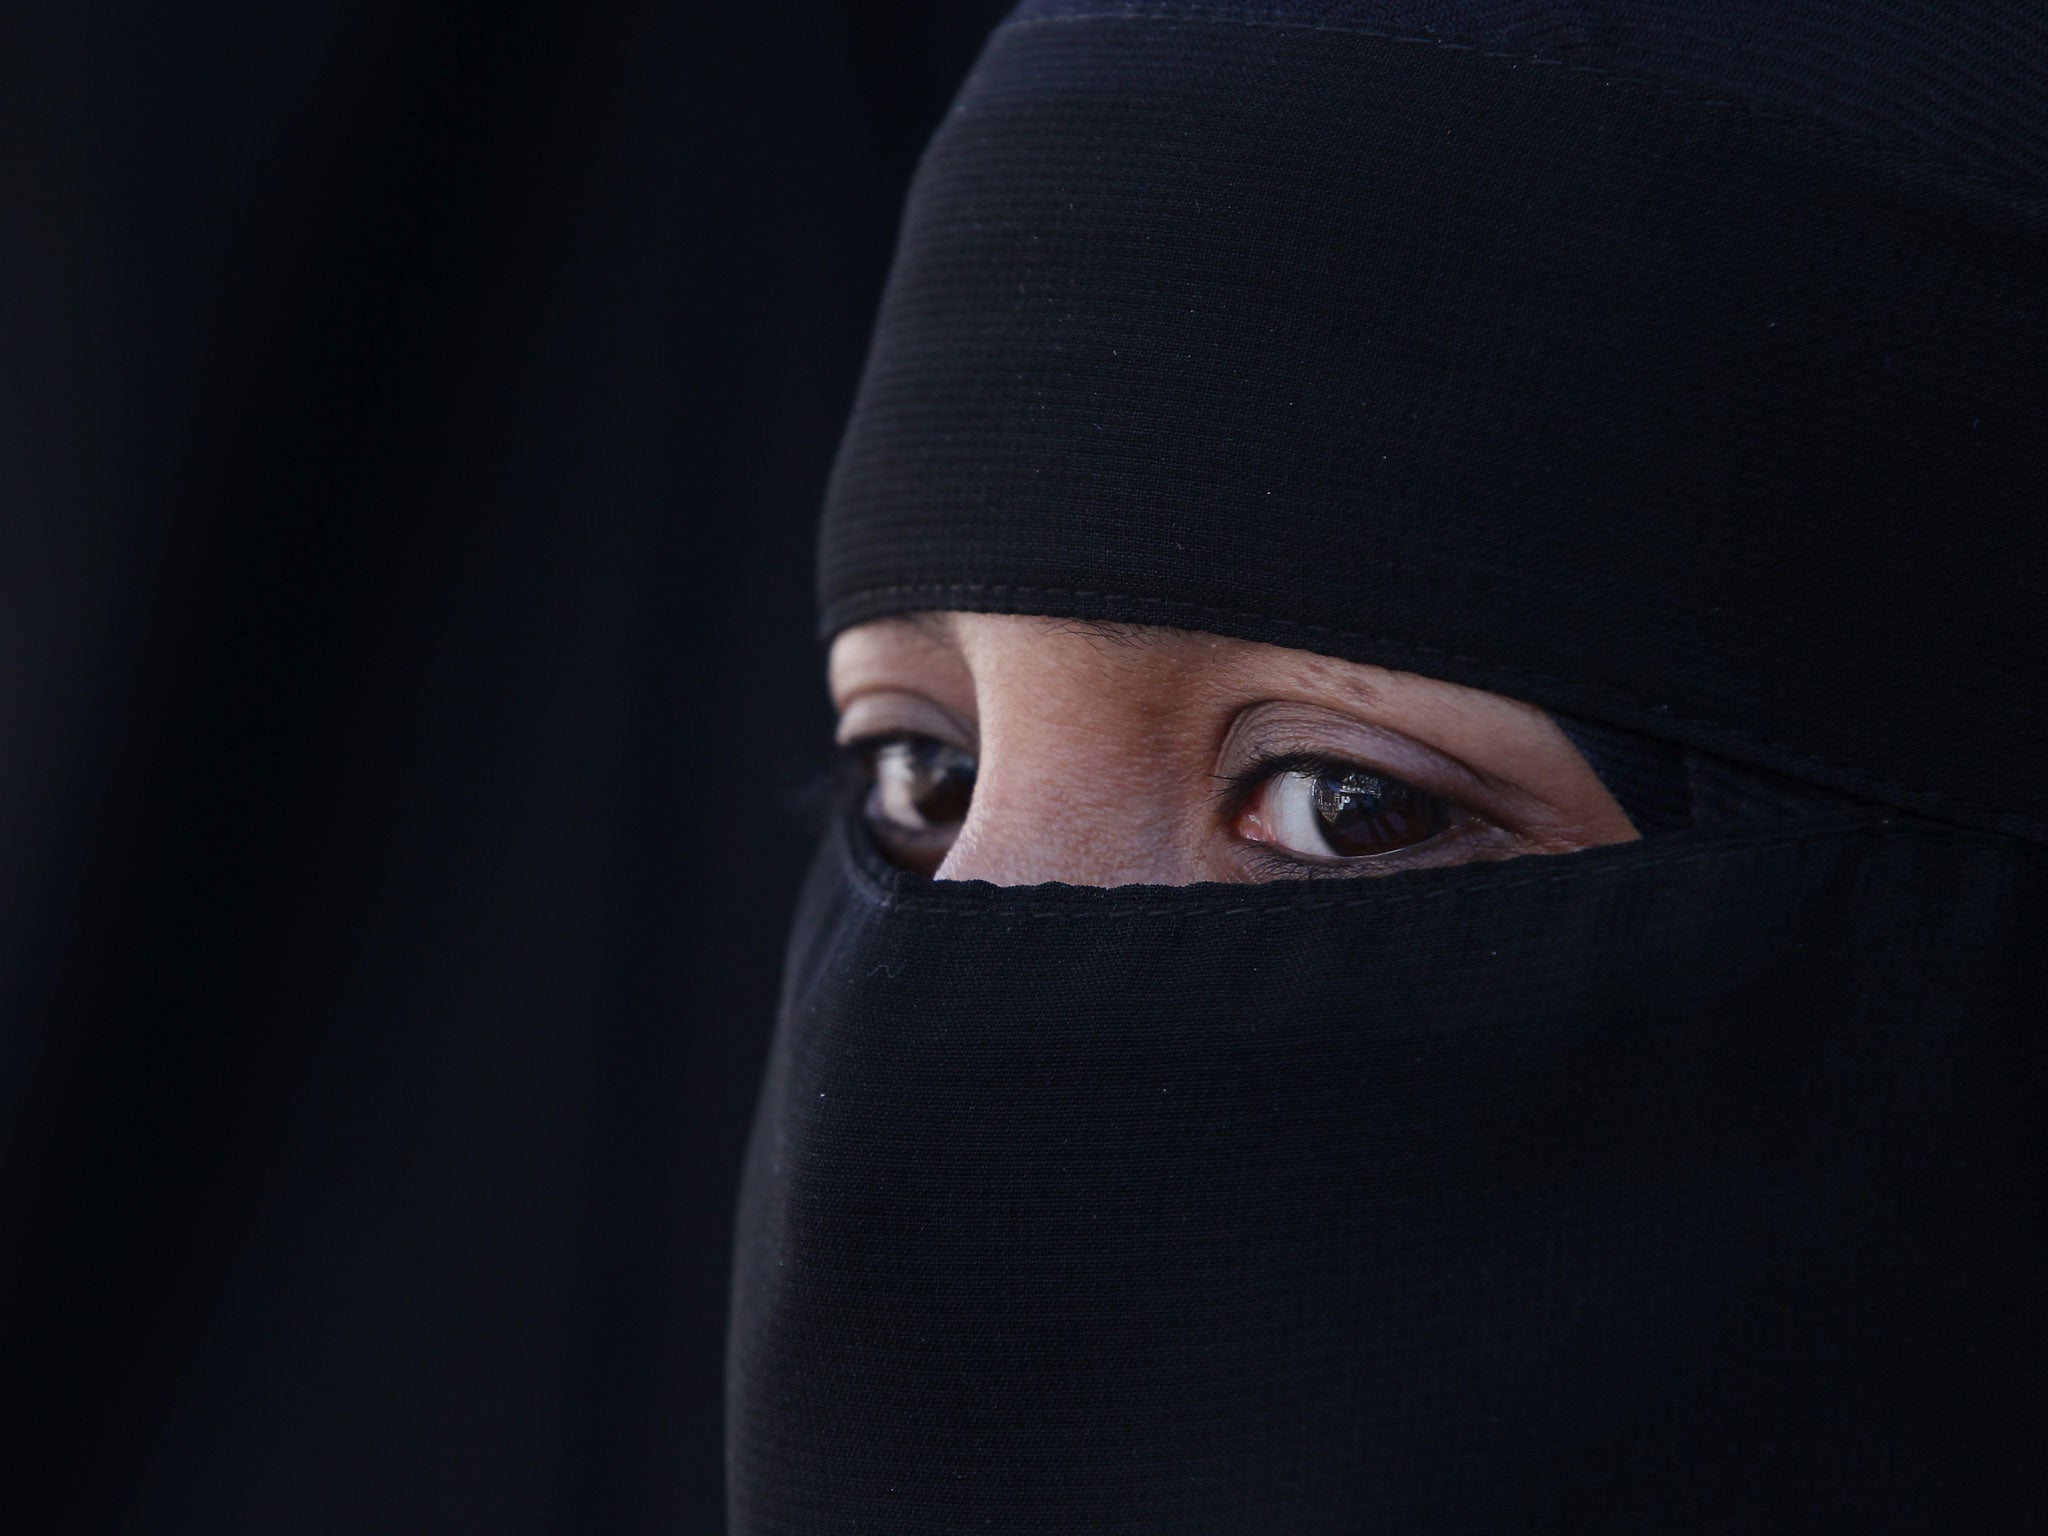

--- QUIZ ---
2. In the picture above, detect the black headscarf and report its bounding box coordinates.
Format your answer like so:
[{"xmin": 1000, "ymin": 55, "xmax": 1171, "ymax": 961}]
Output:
[{"xmin": 730, "ymin": 3, "xmax": 2048, "ymax": 1530}]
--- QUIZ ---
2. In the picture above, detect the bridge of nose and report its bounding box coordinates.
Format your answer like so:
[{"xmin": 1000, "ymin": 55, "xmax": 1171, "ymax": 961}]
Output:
[{"xmin": 937, "ymin": 710, "xmax": 1211, "ymax": 887}]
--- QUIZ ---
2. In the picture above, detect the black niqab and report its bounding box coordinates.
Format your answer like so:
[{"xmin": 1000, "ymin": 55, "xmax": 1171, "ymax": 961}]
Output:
[{"xmin": 730, "ymin": 4, "xmax": 2048, "ymax": 1530}]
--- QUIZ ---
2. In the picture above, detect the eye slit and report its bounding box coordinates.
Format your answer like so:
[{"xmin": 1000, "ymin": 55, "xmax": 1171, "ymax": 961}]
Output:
[{"xmin": 1236, "ymin": 759, "xmax": 1452, "ymax": 861}]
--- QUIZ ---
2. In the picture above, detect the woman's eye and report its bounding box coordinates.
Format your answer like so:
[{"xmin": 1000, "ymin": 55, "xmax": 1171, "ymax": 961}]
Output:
[
  {"xmin": 859, "ymin": 735, "xmax": 977, "ymax": 844},
  {"xmin": 1237, "ymin": 762, "xmax": 1452, "ymax": 861},
  {"xmin": 869, "ymin": 737, "xmax": 977, "ymax": 830}
]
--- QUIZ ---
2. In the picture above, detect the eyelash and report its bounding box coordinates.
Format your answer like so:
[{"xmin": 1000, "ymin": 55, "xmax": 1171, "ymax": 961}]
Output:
[
  {"xmin": 1209, "ymin": 750, "xmax": 1336, "ymax": 806},
  {"xmin": 836, "ymin": 736, "xmax": 890, "ymax": 793}
]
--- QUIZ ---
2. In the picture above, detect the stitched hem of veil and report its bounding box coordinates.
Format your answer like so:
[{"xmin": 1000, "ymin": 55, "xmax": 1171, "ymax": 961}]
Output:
[{"xmin": 831, "ymin": 806, "xmax": 2000, "ymax": 919}]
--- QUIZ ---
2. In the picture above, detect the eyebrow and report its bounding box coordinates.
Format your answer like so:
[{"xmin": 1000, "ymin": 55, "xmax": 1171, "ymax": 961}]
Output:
[
  {"xmin": 889, "ymin": 609, "xmax": 1192, "ymax": 658},
  {"xmin": 1044, "ymin": 618, "xmax": 1203, "ymax": 655}
]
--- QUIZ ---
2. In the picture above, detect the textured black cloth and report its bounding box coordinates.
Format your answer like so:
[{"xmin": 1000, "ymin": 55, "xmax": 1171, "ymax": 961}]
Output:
[
  {"xmin": 733, "ymin": 805, "xmax": 2046, "ymax": 1534},
  {"xmin": 817, "ymin": 5, "xmax": 2047, "ymax": 841},
  {"xmin": 1550, "ymin": 715, "xmax": 1868, "ymax": 836},
  {"xmin": 1009, "ymin": 0, "xmax": 2048, "ymax": 191},
  {"xmin": 731, "ymin": 2, "xmax": 2048, "ymax": 1531}
]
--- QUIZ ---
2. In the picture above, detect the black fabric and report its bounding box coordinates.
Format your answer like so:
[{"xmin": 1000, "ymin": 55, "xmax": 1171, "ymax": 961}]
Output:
[
  {"xmin": 731, "ymin": 3, "xmax": 2048, "ymax": 1531},
  {"xmin": 816, "ymin": 9, "xmax": 2048, "ymax": 842},
  {"xmin": 732, "ymin": 807, "xmax": 2048, "ymax": 1533},
  {"xmin": 1550, "ymin": 716, "xmax": 1867, "ymax": 835},
  {"xmin": 1549, "ymin": 716, "xmax": 1693, "ymax": 835},
  {"xmin": 1009, "ymin": 0, "xmax": 2048, "ymax": 193}
]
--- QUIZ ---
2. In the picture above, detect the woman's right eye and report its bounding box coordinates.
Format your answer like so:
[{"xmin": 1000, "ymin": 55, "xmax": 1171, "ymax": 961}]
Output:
[
  {"xmin": 1234, "ymin": 759, "xmax": 1455, "ymax": 864},
  {"xmin": 854, "ymin": 735, "xmax": 978, "ymax": 871}
]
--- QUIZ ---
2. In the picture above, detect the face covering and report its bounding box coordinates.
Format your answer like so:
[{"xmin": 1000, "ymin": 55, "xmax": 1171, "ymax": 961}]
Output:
[{"xmin": 729, "ymin": 4, "xmax": 2048, "ymax": 1531}]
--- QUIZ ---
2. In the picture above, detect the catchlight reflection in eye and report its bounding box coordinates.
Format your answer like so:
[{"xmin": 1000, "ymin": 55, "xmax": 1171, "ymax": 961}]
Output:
[
  {"xmin": 859, "ymin": 736, "xmax": 977, "ymax": 875},
  {"xmin": 1235, "ymin": 762, "xmax": 1452, "ymax": 861}
]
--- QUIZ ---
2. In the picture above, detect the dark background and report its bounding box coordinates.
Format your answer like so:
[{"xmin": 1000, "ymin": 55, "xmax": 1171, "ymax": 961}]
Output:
[{"xmin": 1, "ymin": 3, "xmax": 1009, "ymax": 1529}]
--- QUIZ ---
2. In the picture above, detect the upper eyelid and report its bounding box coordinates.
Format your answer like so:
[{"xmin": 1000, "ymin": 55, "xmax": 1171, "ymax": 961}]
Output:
[
  {"xmin": 837, "ymin": 731, "xmax": 976, "ymax": 769},
  {"xmin": 833, "ymin": 691, "xmax": 978, "ymax": 751},
  {"xmin": 1207, "ymin": 750, "xmax": 1347, "ymax": 808},
  {"xmin": 1215, "ymin": 739, "xmax": 1484, "ymax": 814},
  {"xmin": 1217, "ymin": 707, "xmax": 1510, "ymax": 813}
]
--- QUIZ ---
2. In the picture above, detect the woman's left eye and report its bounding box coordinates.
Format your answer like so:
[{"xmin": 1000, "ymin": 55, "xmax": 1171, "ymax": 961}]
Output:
[{"xmin": 1235, "ymin": 761, "xmax": 1453, "ymax": 861}]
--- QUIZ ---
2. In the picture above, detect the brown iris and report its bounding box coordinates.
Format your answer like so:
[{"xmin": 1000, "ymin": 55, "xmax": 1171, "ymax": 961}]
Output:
[
  {"xmin": 1307, "ymin": 766, "xmax": 1450, "ymax": 856},
  {"xmin": 867, "ymin": 737, "xmax": 977, "ymax": 833}
]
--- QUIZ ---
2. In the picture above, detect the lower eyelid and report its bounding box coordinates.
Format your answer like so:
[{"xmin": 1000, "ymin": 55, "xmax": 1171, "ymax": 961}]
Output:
[
  {"xmin": 1238, "ymin": 843, "xmax": 1429, "ymax": 881},
  {"xmin": 1234, "ymin": 808, "xmax": 1517, "ymax": 880}
]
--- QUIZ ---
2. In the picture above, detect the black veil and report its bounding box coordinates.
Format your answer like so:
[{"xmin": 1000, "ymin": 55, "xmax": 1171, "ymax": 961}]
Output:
[{"xmin": 730, "ymin": 4, "xmax": 2048, "ymax": 1530}]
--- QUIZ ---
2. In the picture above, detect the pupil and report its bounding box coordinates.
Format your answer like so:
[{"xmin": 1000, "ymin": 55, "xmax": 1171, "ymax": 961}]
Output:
[
  {"xmin": 1311, "ymin": 767, "xmax": 1445, "ymax": 856},
  {"xmin": 910, "ymin": 742, "xmax": 975, "ymax": 826},
  {"xmin": 872, "ymin": 738, "xmax": 977, "ymax": 831}
]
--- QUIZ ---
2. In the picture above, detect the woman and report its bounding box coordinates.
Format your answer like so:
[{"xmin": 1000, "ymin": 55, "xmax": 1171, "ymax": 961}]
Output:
[{"xmin": 731, "ymin": 2, "xmax": 2047, "ymax": 1530}]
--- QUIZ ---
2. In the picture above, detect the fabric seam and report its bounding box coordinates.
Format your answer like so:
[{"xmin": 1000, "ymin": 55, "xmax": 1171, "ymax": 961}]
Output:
[{"xmin": 841, "ymin": 816, "xmax": 2017, "ymax": 920}]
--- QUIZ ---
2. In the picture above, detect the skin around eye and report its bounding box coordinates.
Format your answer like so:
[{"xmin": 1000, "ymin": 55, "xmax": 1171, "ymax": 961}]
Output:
[
  {"xmin": 828, "ymin": 612, "xmax": 1638, "ymax": 886},
  {"xmin": 846, "ymin": 737, "xmax": 1475, "ymax": 881}
]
